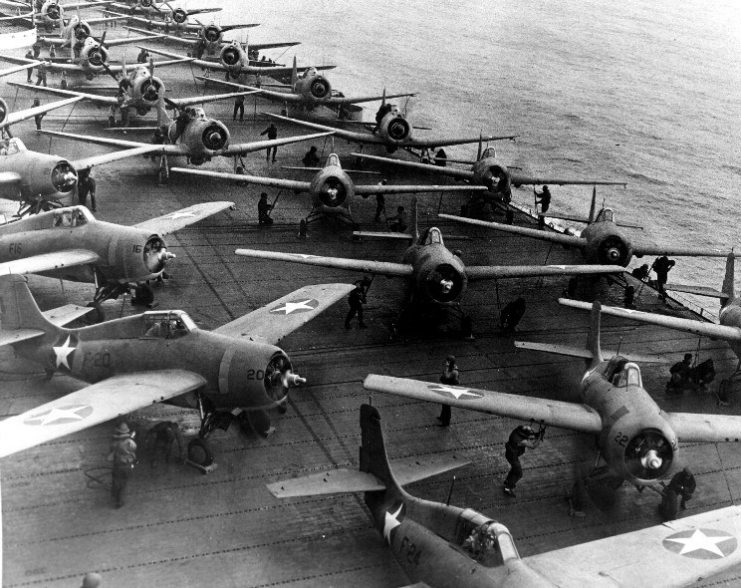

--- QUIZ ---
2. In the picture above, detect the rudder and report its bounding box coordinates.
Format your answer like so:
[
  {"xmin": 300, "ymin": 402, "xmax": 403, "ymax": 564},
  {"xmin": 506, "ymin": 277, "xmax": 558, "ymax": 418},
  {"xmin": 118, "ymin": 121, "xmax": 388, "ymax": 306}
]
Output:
[
  {"xmin": 0, "ymin": 275, "xmax": 56, "ymax": 333},
  {"xmin": 586, "ymin": 301, "xmax": 603, "ymax": 366},
  {"xmin": 359, "ymin": 403, "xmax": 402, "ymax": 495},
  {"xmin": 721, "ymin": 252, "xmax": 735, "ymax": 307}
]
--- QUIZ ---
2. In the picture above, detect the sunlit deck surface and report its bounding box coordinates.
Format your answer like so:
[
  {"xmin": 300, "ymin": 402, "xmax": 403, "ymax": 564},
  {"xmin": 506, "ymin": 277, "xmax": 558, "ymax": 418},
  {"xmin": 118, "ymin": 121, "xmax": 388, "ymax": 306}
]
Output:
[{"xmin": 1, "ymin": 23, "xmax": 739, "ymax": 588}]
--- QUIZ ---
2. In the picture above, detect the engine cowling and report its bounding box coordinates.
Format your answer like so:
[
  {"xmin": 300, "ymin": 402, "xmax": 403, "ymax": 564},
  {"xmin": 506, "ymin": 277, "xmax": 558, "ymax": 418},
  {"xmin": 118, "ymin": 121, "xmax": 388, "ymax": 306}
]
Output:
[
  {"xmin": 73, "ymin": 22, "xmax": 91, "ymax": 41},
  {"xmin": 203, "ymin": 25, "xmax": 222, "ymax": 44},
  {"xmin": 138, "ymin": 76, "xmax": 164, "ymax": 106},
  {"xmin": 473, "ymin": 159, "xmax": 512, "ymax": 201},
  {"xmin": 51, "ymin": 161, "xmax": 77, "ymax": 193},
  {"xmin": 305, "ymin": 76, "xmax": 331, "ymax": 100},
  {"xmin": 380, "ymin": 113, "xmax": 411, "ymax": 144},
  {"xmin": 82, "ymin": 44, "xmax": 108, "ymax": 70},
  {"xmin": 311, "ymin": 174, "xmax": 351, "ymax": 208},
  {"xmin": 414, "ymin": 257, "xmax": 467, "ymax": 304},
  {"xmin": 200, "ymin": 120, "xmax": 229, "ymax": 152},
  {"xmin": 217, "ymin": 345, "xmax": 304, "ymax": 410},
  {"xmin": 587, "ymin": 234, "xmax": 631, "ymax": 266},
  {"xmin": 45, "ymin": 2, "xmax": 62, "ymax": 21},
  {"xmin": 220, "ymin": 44, "xmax": 242, "ymax": 69},
  {"xmin": 171, "ymin": 8, "xmax": 188, "ymax": 24},
  {"xmin": 604, "ymin": 419, "xmax": 677, "ymax": 484},
  {"xmin": 0, "ymin": 98, "xmax": 7, "ymax": 127}
]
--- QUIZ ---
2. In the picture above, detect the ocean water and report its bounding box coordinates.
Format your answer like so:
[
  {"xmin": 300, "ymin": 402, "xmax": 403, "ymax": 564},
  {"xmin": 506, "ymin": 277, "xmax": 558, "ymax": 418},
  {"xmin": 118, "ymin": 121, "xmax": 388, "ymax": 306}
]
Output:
[{"xmin": 212, "ymin": 0, "xmax": 740, "ymax": 309}]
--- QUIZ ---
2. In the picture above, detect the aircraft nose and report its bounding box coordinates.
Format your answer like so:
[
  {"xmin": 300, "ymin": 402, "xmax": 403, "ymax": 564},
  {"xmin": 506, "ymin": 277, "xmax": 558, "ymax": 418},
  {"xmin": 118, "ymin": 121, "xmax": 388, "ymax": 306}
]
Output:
[
  {"xmin": 641, "ymin": 449, "xmax": 662, "ymax": 470},
  {"xmin": 606, "ymin": 247, "xmax": 621, "ymax": 262}
]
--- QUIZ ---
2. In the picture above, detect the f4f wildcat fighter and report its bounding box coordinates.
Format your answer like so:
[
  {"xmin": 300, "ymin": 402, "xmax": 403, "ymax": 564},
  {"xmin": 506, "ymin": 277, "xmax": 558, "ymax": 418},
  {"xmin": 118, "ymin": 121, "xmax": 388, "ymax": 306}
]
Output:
[
  {"xmin": 364, "ymin": 301, "xmax": 741, "ymax": 493},
  {"xmin": 104, "ymin": 0, "xmax": 222, "ymax": 26},
  {"xmin": 171, "ymin": 153, "xmax": 491, "ymax": 226},
  {"xmin": 235, "ymin": 200, "xmax": 625, "ymax": 325},
  {"xmin": 0, "ymin": 201, "xmax": 233, "ymax": 311},
  {"xmin": 441, "ymin": 188, "xmax": 730, "ymax": 265},
  {"xmin": 270, "ymin": 404, "xmax": 741, "ymax": 588},
  {"xmin": 0, "ymin": 274, "xmax": 353, "ymax": 463}
]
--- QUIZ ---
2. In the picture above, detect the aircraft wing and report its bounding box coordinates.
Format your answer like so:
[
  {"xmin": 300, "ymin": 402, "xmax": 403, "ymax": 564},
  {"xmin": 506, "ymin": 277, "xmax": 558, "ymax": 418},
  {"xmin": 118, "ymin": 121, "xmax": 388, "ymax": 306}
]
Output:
[
  {"xmin": 267, "ymin": 454, "xmax": 469, "ymax": 498},
  {"xmin": 466, "ymin": 264, "xmax": 624, "ymax": 280},
  {"xmin": 0, "ymin": 249, "xmax": 100, "ymax": 276},
  {"xmin": 170, "ymin": 167, "xmax": 310, "ymax": 192},
  {"xmin": 71, "ymin": 144, "xmax": 169, "ymax": 171},
  {"xmin": 515, "ymin": 340, "xmax": 670, "ymax": 364},
  {"xmin": 558, "ymin": 298, "xmax": 741, "ymax": 342},
  {"xmin": 213, "ymin": 283, "xmax": 354, "ymax": 345},
  {"xmin": 0, "ymin": 61, "xmax": 44, "ymax": 78},
  {"xmin": 631, "ymin": 243, "xmax": 731, "ymax": 258},
  {"xmin": 234, "ymin": 248, "xmax": 415, "ymax": 278},
  {"xmin": 439, "ymin": 214, "xmax": 586, "ymax": 248},
  {"xmin": 352, "ymin": 152, "xmax": 476, "ymax": 182},
  {"xmin": 132, "ymin": 201, "xmax": 234, "ymax": 235},
  {"xmin": 40, "ymin": 128, "xmax": 150, "ymax": 148},
  {"xmin": 221, "ymin": 131, "xmax": 335, "ymax": 157},
  {"xmin": 101, "ymin": 33, "xmax": 165, "ymax": 48},
  {"xmin": 524, "ymin": 504, "xmax": 741, "ymax": 588},
  {"xmin": 0, "ymin": 369, "xmax": 206, "ymax": 458},
  {"xmin": 665, "ymin": 284, "xmax": 728, "ymax": 299},
  {"xmin": 8, "ymin": 81, "xmax": 118, "ymax": 106},
  {"xmin": 354, "ymin": 183, "xmax": 488, "ymax": 195},
  {"xmin": 2, "ymin": 95, "xmax": 84, "ymax": 129},
  {"xmin": 666, "ymin": 413, "xmax": 741, "ymax": 443},
  {"xmin": 168, "ymin": 90, "xmax": 260, "ymax": 108},
  {"xmin": 141, "ymin": 46, "xmax": 335, "ymax": 77},
  {"xmin": 508, "ymin": 172, "xmax": 627, "ymax": 187},
  {"xmin": 363, "ymin": 374, "xmax": 603, "ymax": 433}
]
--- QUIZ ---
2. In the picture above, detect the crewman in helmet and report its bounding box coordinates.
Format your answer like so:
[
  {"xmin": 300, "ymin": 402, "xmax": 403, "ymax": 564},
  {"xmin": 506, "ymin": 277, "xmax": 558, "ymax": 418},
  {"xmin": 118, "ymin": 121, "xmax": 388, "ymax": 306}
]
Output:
[{"xmin": 503, "ymin": 424, "xmax": 543, "ymax": 497}]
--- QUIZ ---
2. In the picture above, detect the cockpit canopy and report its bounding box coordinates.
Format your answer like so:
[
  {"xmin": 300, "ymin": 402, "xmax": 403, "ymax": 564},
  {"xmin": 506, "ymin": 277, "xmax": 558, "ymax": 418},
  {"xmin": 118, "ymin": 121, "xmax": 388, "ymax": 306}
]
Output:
[
  {"xmin": 480, "ymin": 146, "xmax": 496, "ymax": 159},
  {"xmin": 142, "ymin": 310, "xmax": 197, "ymax": 339},
  {"xmin": 421, "ymin": 227, "xmax": 444, "ymax": 246},
  {"xmin": 325, "ymin": 153, "xmax": 340, "ymax": 168},
  {"xmin": 595, "ymin": 207, "xmax": 615, "ymax": 223},
  {"xmin": 0, "ymin": 138, "xmax": 24, "ymax": 155},
  {"xmin": 52, "ymin": 206, "xmax": 93, "ymax": 228},
  {"xmin": 302, "ymin": 67, "xmax": 318, "ymax": 78},
  {"xmin": 604, "ymin": 357, "xmax": 643, "ymax": 388}
]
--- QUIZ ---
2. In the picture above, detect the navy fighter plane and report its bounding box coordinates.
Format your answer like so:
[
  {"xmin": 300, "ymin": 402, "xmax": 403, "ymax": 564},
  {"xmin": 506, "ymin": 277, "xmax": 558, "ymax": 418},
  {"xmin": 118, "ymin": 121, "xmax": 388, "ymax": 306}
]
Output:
[
  {"xmin": 235, "ymin": 201, "xmax": 625, "ymax": 324},
  {"xmin": 0, "ymin": 274, "xmax": 353, "ymax": 461},
  {"xmin": 264, "ymin": 108, "xmax": 518, "ymax": 155},
  {"xmin": 37, "ymin": 119, "xmax": 332, "ymax": 182},
  {"xmin": 35, "ymin": 10, "xmax": 125, "ymax": 48},
  {"xmin": 194, "ymin": 57, "xmax": 417, "ymax": 117},
  {"xmin": 440, "ymin": 188, "xmax": 730, "ymax": 266},
  {"xmin": 29, "ymin": 0, "xmax": 115, "ymax": 31},
  {"xmin": 271, "ymin": 404, "xmax": 741, "ymax": 588},
  {"xmin": 120, "ymin": 18, "xmax": 259, "ymax": 44},
  {"xmin": 171, "ymin": 153, "xmax": 490, "ymax": 226},
  {"xmin": 353, "ymin": 145, "xmax": 627, "ymax": 202},
  {"xmin": 104, "ymin": 0, "xmax": 221, "ymax": 25},
  {"xmin": 558, "ymin": 252, "xmax": 741, "ymax": 389},
  {"xmin": 0, "ymin": 201, "xmax": 232, "ymax": 310},
  {"xmin": 364, "ymin": 301, "xmax": 741, "ymax": 491}
]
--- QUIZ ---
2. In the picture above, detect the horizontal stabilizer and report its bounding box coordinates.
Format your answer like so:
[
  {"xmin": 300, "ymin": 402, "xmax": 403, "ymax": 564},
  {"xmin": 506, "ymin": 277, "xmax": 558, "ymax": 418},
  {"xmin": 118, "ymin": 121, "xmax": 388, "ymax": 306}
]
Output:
[
  {"xmin": 42, "ymin": 304, "xmax": 95, "ymax": 327},
  {"xmin": 267, "ymin": 454, "xmax": 468, "ymax": 498},
  {"xmin": 665, "ymin": 283, "xmax": 729, "ymax": 299},
  {"xmin": 352, "ymin": 231, "xmax": 414, "ymax": 241},
  {"xmin": 515, "ymin": 341, "xmax": 669, "ymax": 363},
  {"xmin": 0, "ymin": 328, "xmax": 45, "ymax": 348}
]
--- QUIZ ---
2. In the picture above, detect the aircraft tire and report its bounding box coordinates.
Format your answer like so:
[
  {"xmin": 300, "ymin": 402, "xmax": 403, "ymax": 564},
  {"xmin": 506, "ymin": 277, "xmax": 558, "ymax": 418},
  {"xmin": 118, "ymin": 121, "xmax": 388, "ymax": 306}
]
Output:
[{"xmin": 187, "ymin": 438, "xmax": 214, "ymax": 468}]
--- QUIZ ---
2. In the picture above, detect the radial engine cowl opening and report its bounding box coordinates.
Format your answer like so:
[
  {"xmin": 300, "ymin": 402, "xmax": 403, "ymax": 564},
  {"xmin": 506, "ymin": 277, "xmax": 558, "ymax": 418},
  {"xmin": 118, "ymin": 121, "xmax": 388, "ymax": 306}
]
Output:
[
  {"xmin": 309, "ymin": 76, "xmax": 331, "ymax": 99},
  {"xmin": 51, "ymin": 161, "xmax": 77, "ymax": 193},
  {"xmin": 0, "ymin": 98, "xmax": 7, "ymax": 127},
  {"xmin": 172, "ymin": 8, "xmax": 188, "ymax": 24},
  {"xmin": 597, "ymin": 235, "xmax": 630, "ymax": 266},
  {"xmin": 384, "ymin": 115, "xmax": 411, "ymax": 142},
  {"xmin": 624, "ymin": 428, "xmax": 674, "ymax": 481},
  {"xmin": 46, "ymin": 3, "xmax": 61, "ymax": 20},
  {"xmin": 317, "ymin": 176, "xmax": 349, "ymax": 208},
  {"xmin": 73, "ymin": 22, "xmax": 91, "ymax": 40},
  {"xmin": 143, "ymin": 235, "xmax": 174, "ymax": 274},
  {"xmin": 204, "ymin": 25, "xmax": 221, "ymax": 43},
  {"xmin": 263, "ymin": 353, "xmax": 302, "ymax": 404},
  {"xmin": 221, "ymin": 46, "xmax": 241, "ymax": 67},
  {"xmin": 140, "ymin": 78, "xmax": 163, "ymax": 105},
  {"xmin": 85, "ymin": 45, "xmax": 108, "ymax": 68},
  {"xmin": 201, "ymin": 122, "xmax": 229, "ymax": 151},
  {"xmin": 424, "ymin": 263, "xmax": 465, "ymax": 303}
]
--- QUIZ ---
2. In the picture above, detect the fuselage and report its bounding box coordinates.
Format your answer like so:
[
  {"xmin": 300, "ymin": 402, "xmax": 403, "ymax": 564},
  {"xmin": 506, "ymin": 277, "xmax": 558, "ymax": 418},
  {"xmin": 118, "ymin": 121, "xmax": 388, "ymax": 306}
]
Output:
[
  {"xmin": 0, "ymin": 138, "xmax": 76, "ymax": 202},
  {"xmin": 719, "ymin": 298, "xmax": 741, "ymax": 358},
  {"xmin": 167, "ymin": 107, "xmax": 230, "ymax": 164},
  {"xmin": 16, "ymin": 310, "xmax": 294, "ymax": 411},
  {"xmin": 579, "ymin": 208, "xmax": 634, "ymax": 266}
]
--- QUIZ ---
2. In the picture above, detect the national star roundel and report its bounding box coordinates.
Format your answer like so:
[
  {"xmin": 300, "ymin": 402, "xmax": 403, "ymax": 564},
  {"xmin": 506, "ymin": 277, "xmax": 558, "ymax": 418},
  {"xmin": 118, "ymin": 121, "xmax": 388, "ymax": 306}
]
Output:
[
  {"xmin": 383, "ymin": 501, "xmax": 405, "ymax": 545},
  {"xmin": 662, "ymin": 528, "xmax": 737, "ymax": 559},
  {"xmin": 24, "ymin": 403, "xmax": 94, "ymax": 426},
  {"xmin": 269, "ymin": 298, "xmax": 319, "ymax": 315},
  {"xmin": 50, "ymin": 332, "xmax": 80, "ymax": 372},
  {"xmin": 427, "ymin": 383, "xmax": 483, "ymax": 401}
]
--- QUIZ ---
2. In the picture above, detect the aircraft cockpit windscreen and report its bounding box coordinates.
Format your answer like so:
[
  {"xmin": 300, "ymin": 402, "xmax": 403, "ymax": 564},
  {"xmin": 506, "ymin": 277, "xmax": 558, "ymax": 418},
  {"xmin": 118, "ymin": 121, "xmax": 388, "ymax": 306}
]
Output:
[
  {"xmin": 606, "ymin": 358, "xmax": 642, "ymax": 388},
  {"xmin": 326, "ymin": 153, "xmax": 340, "ymax": 167},
  {"xmin": 481, "ymin": 147, "xmax": 496, "ymax": 159},
  {"xmin": 53, "ymin": 208, "xmax": 88, "ymax": 228},
  {"xmin": 422, "ymin": 227, "xmax": 444, "ymax": 246},
  {"xmin": 0, "ymin": 139, "xmax": 20, "ymax": 156},
  {"xmin": 597, "ymin": 208, "xmax": 615, "ymax": 223},
  {"xmin": 462, "ymin": 522, "xmax": 501, "ymax": 566},
  {"xmin": 142, "ymin": 311, "xmax": 196, "ymax": 339}
]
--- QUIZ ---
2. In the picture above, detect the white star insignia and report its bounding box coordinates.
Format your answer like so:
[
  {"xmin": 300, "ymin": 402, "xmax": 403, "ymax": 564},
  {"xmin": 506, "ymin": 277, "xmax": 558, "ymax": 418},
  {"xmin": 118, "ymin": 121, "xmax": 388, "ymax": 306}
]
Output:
[
  {"xmin": 25, "ymin": 404, "xmax": 91, "ymax": 426},
  {"xmin": 429, "ymin": 384, "xmax": 481, "ymax": 400},
  {"xmin": 166, "ymin": 211, "xmax": 197, "ymax": 219},
  {"xmin": 383, "ymin": 504, "xmax": 403, "ymax": 544},
  {"xmin": 665, "ymin": 529, "xmax": 735, "ymax": 558},
  {"xmin": 295, "ymin": 254, "xmax": 316, "ymax": 259},
  {"xmin": 270, "ymin": 299, "xmax": 318, "ymax": 314},
  {"xmin": 52, "ymin": 335, "xmax": 76, "ymax": 370}
]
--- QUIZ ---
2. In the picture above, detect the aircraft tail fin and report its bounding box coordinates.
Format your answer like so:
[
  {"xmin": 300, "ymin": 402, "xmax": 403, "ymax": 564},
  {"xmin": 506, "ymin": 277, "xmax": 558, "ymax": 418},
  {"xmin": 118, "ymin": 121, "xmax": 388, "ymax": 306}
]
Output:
[
  {"xmin": 0, "ymin": 275, "xmax": 58, "ymax": 335},
  {"xmin": 290, "ymin": 55, "xmax": 297, "ymax": 90},
  {"xmin": 411, "ymin": 196, "xmax": 419, "ymax": 241},
  {"xmin": 381, "ymin": 87, "xmax": 386, "ymax": 107},
  {"xmin": 722, "ymin": 251, "xmax": 735, "ymax": 307},
  {"xmin": 476, "ymin": 133, "xmax": 483, "ymax": 160},
  {"xmin": 588, "ymin": 186, "xmax": 597, "ymax": 224},
  {"xmin": 587, "ymin": 300, "xmax": 604, "ymax": 366}
]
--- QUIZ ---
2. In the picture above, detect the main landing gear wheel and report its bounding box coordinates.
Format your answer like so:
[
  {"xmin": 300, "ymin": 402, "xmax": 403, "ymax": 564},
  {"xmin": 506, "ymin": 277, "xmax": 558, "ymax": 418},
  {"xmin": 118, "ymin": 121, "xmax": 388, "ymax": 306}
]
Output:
[{"xmin": 186, "ymin": 438, "xmax": 216, "ymax": 474}]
